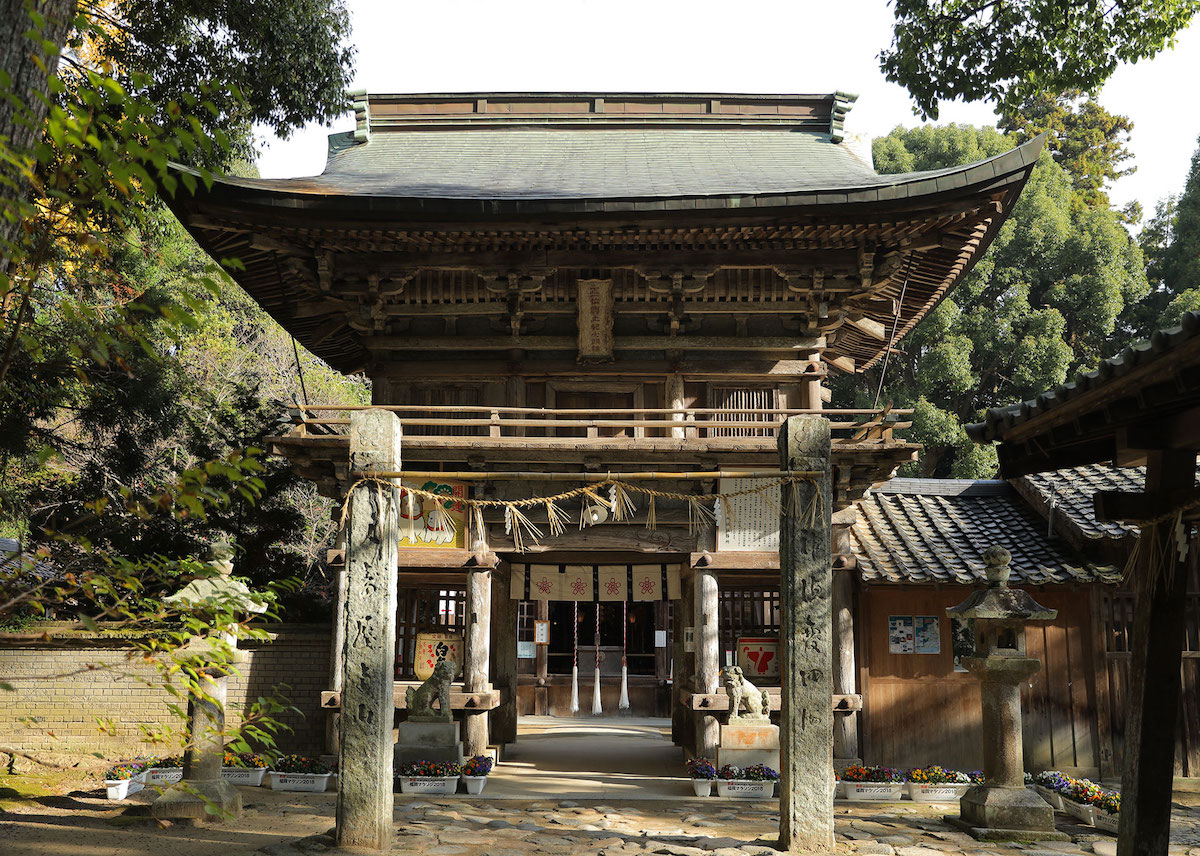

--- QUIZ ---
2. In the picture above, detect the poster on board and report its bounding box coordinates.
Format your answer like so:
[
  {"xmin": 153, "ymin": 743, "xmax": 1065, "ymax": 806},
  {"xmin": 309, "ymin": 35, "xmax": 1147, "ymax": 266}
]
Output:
[
  {"xmin": 888, "ymin": 615, "xmax": 915, "ymax": 654},
  {"xmin": 914, "ymin": 616, "xmax": 941, "ymax": 654}
]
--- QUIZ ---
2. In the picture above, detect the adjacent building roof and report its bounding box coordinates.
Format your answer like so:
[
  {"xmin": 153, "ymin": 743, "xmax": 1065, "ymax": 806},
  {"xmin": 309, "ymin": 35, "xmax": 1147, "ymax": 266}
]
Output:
[
  {"xmin": 1013, "ymin": 465, "xmax": 1145, "ymax": 547},
  {"xmin": 851, "ymin": 478, "xmax": 1119, "ymax": 585},
  {"xmin": 966, "ymin": 311, "xmax": 1200, "ymax": 476}
]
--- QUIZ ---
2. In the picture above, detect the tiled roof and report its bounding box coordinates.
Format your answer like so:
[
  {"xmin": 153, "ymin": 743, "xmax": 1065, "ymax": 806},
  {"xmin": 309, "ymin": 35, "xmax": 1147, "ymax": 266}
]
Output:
[
  {"xmin": 1014, "ymin": 465, "xmax": 1146, "ymax": 544},
  {"xmin": 967, "ymin": 311, "xmax": 1200, "ymax": 444},
  {"xmin": 852, "ymin": 478, "xmax": 1119, "ymax": 585}
]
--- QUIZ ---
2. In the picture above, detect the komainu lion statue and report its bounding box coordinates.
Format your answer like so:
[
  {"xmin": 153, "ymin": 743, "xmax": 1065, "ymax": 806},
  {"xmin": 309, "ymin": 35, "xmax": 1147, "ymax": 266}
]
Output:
[
  {"xmin": 723, "ymin": 665, "xmax": 771, "ymax": 722},
  {"xmin": 407, "ymin": 659, "xmax": 455, "ymax": 722}
]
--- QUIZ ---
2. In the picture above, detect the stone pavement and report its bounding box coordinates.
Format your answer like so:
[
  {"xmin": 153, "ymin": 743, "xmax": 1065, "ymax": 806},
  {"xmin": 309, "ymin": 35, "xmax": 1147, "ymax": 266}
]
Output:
[{"xmin": 241, "ymin": 796, "xmax": 1200, "ymax": 856}]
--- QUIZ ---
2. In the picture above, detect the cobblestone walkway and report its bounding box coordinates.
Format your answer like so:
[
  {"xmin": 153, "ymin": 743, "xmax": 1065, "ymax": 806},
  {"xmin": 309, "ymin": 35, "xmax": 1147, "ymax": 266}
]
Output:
[{"xmin": 245, "ymin": 797, "xmax": 1200, "ymax": 856}]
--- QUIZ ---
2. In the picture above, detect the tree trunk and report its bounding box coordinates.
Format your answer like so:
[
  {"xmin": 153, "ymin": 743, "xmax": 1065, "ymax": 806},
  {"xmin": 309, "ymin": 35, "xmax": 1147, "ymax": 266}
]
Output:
[{"xmin": 0, "ymin": 0, "xmax": 76, "ymax": 274}]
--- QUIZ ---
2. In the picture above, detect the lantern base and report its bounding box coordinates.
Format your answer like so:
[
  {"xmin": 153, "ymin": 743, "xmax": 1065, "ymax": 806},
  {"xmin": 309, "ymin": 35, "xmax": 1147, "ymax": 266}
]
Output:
[{"xmin": 943, "ymin": 785, "xmax": 1067, "ymax": 841}]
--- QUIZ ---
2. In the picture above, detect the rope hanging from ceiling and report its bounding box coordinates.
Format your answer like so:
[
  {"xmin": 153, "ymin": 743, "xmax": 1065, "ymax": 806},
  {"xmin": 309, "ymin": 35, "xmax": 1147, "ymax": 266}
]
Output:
[{"xmin": 337, "ymin": 472, "xmax": 824, "ymax": 553}]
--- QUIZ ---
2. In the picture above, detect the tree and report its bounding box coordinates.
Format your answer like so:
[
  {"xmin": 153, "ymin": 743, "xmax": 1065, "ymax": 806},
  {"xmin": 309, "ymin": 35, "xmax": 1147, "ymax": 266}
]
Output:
[
  {"xmin": 881, "ymin": 0, "xmax": 1200, "ymax": 119},
  {"xmin": 1151, "ymin": 135, "xmax": 1200, "ymax": 326},
  {"xmin": 999, "ymin": 90, "xmax": 1135, "ymax": 209},
  {"xmin": 841, "ymin": 124, "xmax": 1149, "ymax": 477}
]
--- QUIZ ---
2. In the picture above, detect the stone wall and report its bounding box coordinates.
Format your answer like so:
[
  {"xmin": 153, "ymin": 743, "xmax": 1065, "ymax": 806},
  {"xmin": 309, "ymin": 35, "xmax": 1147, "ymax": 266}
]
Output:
[{"xmin": 0, "ymin": 623, "xmax": 331, "ymax": 756}]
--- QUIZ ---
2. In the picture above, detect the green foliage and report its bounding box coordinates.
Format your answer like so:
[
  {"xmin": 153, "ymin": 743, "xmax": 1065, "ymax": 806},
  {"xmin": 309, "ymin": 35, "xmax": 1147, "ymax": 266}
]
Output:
[
  {"xmin": 881, "ymin": 0, "xmax": 1200, "ymax": 119},
  {"xmin": 999, "ymin": 91, "xmax": 1135, "ymax": 208},
  {"xmin": 851, "ymin": 124, "xmax": 1148, "ymax": 476}
]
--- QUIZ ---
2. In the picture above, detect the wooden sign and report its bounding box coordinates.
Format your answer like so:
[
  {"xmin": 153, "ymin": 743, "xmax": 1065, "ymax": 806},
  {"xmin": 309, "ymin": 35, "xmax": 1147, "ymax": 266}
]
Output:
[
  {"xmin": 414, "ymin": 631, "xmax": 463, "ymax": 681},
  {"xmin": 534, "ymin": 620, "xmax": 550, "ymax": 645},
  {"xmin": 737, "ymin": 636, "xmax": 781, "ymax": 680},
  {"xmin": 716, "ymin": 477, "xmax": 780, "ymax": 551},
  {"xmin": 399, "ymin": 479, "xmax": 467, "ymax": 549},
  {"xmin": 577, "ymin": 279, "xmax": 614, "ymax": 362}
]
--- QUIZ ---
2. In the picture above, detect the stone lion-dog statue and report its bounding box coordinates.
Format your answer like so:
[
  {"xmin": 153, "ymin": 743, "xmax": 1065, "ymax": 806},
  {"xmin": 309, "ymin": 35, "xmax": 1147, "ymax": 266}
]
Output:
[
  {"xmin": 723, "ymin": 665, "xmax": 771, "ymax": 722},
  {"xmin": 407, "ymin": 659, "xmax": 455, "ymax": 722}
]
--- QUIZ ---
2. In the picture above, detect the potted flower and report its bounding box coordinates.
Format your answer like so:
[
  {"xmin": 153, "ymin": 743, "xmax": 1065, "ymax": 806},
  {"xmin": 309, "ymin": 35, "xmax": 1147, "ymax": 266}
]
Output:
[
  {"xmin": 715, "ymin": 763, "xmax": 777, "ymax": 799},
  {"xmin": 840, "ymin": 764, "xmax": 904, "ymax": 801},
  {"xmin": 686, "ymin": 758, "xmax": 717, "ymax": 797},
  {"xmin": 268, "ymin": 754, "xmax": 332, "ymax": 792},
  {"xmin": 460, "ymin": 755, "xmax": 494, "ymax": 794},
  {"xmin": 1093, "ymin": 790, "xmax": 1120, "ymax": 834},
  {"xmin": 905, "ymin": 765, "xmax": 972, "ymax": 802},
  {"xmin": 145, "ymin": 755, "xmax": 184, "ymax": 785},
  {"xmin": 1063, "ymin": 776, "xmax": 1103, "ymax": 825},
  {"xmin": 222, "ymin": 751, "xmax": 268, "ymax": 786},
  {"xmin": 1032, "ymin": 770, "xmax": 1071, "ymax": 810},
  {"xmin": 103, "ymin": 762, "xmax": 147, "ymax": 800},
  {"xmin": 398, "ymin": 760, "xmax": 461, "ymax": 795}
]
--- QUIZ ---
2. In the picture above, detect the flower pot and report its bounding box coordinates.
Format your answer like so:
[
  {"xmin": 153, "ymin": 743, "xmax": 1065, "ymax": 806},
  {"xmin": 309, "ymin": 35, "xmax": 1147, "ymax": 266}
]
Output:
[
  {"xmin": 716, "ymin": 779, "xmax": 775, "ymax": 799},
  {"xmin": 1035, "ymin": 784, "xmax": 1065, "ymax": 810},
  {"xmin": 843, "ymin": 782, "xmax": 904, "ymax": 801},
  {"xmin": 907, "ymin": 782, "xmax": 972, "ymax": 802},
  {"xmin": 267, "ymin": 771, "xmax": 332, "ymax": 792},
  {"xmin": 1063, "ymin": 799, "xmax": 1096, "ymax": 825},
  {"xmin": 833, "ymin": 780, "xmax": 843, "ymax": 800},
  {"xmin": 691, "ymin": 779, "xmax": 714, "ymax": 797},
  {"xmin": 398, "ymin": 775, "xmax": 458, "ymax": 795},
  {"xmin": 221, "ymin": 767, "xmax": 267, "ymax": 786},
  {"xmin": 104, "ymin": 778, "xmax": 145, "ymax": 800},
  {"xmin": 461, "ymin": 775, "xmax": 488, "ymax": 795},
  {"xmin": 145, "ymin": 767, "xmax": 183, "ymax": 785},
  {"xmin": 1094, "ymin": 811, "xmax": 1119, "ymax": 834}
]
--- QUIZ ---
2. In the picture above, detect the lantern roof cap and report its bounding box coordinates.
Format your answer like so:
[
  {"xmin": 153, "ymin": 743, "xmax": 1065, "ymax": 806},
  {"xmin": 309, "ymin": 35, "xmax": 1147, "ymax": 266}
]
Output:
[{"xmin": 946, "ymin": 546, "xmax": 1058, "ymax": 620}]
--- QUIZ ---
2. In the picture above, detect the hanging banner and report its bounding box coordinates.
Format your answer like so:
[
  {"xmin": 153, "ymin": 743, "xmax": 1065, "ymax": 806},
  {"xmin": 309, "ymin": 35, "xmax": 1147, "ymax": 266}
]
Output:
[
  {"xmin": 632, "ymin": 566, "xmax": 662, "ymax": 601},
  {"xmin": 562, "ymin": 566, "xmax": 593, "ymax": 601},
  {"xmin": 598, "ymin": 565, "xmax": 627, "ymax": 602},
  {"xmin": 527, "ymin": 564, "xmax": 563, "ymax": 600},
  {"xmin": 398, "ymin": 479, "xmax": 467, "ymax": 549}
]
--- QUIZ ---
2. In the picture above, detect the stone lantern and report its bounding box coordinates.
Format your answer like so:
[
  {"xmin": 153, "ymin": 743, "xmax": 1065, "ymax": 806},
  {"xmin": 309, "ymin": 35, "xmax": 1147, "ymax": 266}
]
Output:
[
  {"xmin": 152, "ymin": 542, "xmax": 265, "ymax": 822},
  {"xmin": 944, "ymin": 546, "xmax": 1067, "ymax": 842}
]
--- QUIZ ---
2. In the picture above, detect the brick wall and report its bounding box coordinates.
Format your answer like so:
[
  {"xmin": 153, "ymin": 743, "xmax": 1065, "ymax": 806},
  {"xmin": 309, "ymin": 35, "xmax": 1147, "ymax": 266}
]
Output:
[{"xmin": 0, "ymin": 624, "xmax": 331, "ymax": 756}]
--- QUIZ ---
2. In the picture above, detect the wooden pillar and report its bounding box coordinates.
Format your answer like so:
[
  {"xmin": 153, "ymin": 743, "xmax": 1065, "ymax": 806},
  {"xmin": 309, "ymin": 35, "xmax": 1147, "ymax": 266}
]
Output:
[
  {"xmin": 326, "ymin": 527, "xmax": 347, "ymax": 754},
  {"xmin": 694, "ymin": 566, "xmax": 720, "ymax": 759},
  {"xmin": 535, "ymin": 599, "xmax": 549, "ymax": 715},
  {"xmin": 490, "ymin": 564, "xmax": 518, "ymax": 746},
  {"xmin": 464, "ymin": 566, "xmax": 492, "ymax": 757},
  {"xmin": 803, "ymin": 350, "xmax": 824, "ymax": 411},
  {"xmin": 831, "ymin": 522, "xmax": 859, "ymax": 761},
  {"xmin": 336, "ymin": 410, "xmax": 400, "ymax": 852},
  {"xmin": 778, "ymin": 415, "xmax": 834, "ymax": 851},
  {"xmin": 671, "ymin": 571, "xmax": 692, "ymax": 746},
  {"xmin": 1117, "ymin": 449, "xmax": 1197, "ymax": 856},
  {"xmin": 667, "ymin": 372, "xmax": 686, "ymax": 439}
]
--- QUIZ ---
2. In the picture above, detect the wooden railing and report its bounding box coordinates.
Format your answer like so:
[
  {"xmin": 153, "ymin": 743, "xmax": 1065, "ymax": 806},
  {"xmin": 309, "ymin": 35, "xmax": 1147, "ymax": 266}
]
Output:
[{"xmin": 284, "ymin": 404, "xmax": 912, "ymax": 442}]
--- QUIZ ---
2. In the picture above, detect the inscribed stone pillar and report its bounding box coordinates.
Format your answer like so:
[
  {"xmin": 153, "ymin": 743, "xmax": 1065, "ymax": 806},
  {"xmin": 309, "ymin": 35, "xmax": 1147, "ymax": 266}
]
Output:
[
  {"xmin": 777, "ymin": 416, "xmax": 834, "ymax": 851},
  {"xmin": 694, "ymin": 566, "xmax": 721, "ymax": 760},
  {"xmin": 336, "ymin": 410, "xmax": 401, "ymax": 852},
  {"xmin": 1118, "ymin": 450, "xmax": 1197, "ymax": 856},
  {"xmin": 464, "ymin": 566, "xmax": 492, "ymax": 757}
]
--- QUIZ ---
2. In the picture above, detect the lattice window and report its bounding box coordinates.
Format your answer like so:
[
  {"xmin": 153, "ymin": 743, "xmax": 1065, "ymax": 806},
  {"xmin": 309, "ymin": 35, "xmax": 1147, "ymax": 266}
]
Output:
[
  {"xmin": 404, "ymin": 386, "xmax": 483, "ymax": 436},
  {"xmin": 718, "ymin": 586, "xmax": 781, "ymax": 664},
  {"xmin": 396, "ymin": 586, "xmax": 467, "ymax": 679},
  {"xmin": 707, "ymin": 386, "xmax": 778, "ymax": 437}
]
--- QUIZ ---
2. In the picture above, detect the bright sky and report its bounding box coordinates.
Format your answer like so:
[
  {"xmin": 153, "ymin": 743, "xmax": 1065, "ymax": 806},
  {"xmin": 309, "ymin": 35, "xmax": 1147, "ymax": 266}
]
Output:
[{"xmin": 257, "ymin": 1, "xmax": 1200, "ymax": 219}]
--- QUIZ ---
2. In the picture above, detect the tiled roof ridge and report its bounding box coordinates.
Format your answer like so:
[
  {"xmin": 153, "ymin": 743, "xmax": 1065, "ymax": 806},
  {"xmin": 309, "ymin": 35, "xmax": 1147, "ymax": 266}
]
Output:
[{"xmin": 968, "ymin": 311, "xmax": 1200, "ymax": 443}]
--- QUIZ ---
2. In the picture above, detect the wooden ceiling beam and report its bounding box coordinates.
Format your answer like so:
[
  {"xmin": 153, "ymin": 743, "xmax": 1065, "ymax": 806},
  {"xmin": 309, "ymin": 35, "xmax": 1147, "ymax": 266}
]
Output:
[
  {"xmin": 365, "ymin": 358, "xmax": 826, "ymax": 379},
  {"xmin": 364, "ymin": 335, "xmax": 826, "ymax": 353}
]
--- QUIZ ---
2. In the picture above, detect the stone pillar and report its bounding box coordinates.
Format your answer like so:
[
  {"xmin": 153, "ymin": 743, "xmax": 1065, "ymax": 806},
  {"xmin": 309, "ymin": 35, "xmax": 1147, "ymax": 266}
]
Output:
[
  {"xmin": 694, "ymin": 566, "xmax": 721, "ymax": 760},
  {"xmin": 1118, "ymin": 450, "xmax": 1196, "ymax": 856},
  {"xmin": 490, "ymin": 565, "xmax": 519, "ymax": 746},
  {"xmin": 777, "ymin": 416, "xmax": 834, "ymax": 851},
  {"xmin": 336, "ymin": 410, "xmax": 401, "ymax": 852},
  {"xmin": 831, "ymin": 563, "xmax": 859, "ymax": 762},
  {"xmin": 152, "ymin": 668, "xmax": 241, "ymax": 821},
  {"xmin": 464, "ymin": 566, "xmax": 492, "ymax": 757}
]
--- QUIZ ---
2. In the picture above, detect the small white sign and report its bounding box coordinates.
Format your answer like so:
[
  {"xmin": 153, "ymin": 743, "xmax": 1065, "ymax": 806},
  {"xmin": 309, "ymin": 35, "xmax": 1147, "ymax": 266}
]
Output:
[
  {"xmin": 654, "ymin": 630, "xmax": 668, "ymax": 648},
  {"xmin": 684, "ymin": 626, "xmax": 695, "ymax": 653},
  {"xmin": 534, "ymin": 619, "xmax": 550, "ymax": 645},
  {"xmin": 517, "ymin": 640, "xmax": 536, "ymax": 659}
]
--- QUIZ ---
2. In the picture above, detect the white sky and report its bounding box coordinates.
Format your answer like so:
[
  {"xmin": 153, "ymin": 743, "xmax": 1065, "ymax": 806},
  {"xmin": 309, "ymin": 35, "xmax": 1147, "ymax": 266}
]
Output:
[{"xmin": 257, "ymin": 0, "xmax": 1200, "ymax": 219}]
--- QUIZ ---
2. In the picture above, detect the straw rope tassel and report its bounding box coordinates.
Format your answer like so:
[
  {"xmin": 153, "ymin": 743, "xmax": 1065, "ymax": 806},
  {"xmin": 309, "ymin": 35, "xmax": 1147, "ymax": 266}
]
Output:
[
  {"xmin": 570, "ymin": 600, "xmax": 579, "ymax": 714},
  {"xmin": 592, "ymin": 602, "xmax": 603, "ymax": 715},
  {"xmin": 618, "ymin": 600, "xmax": 630, "ymax": 711}
]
